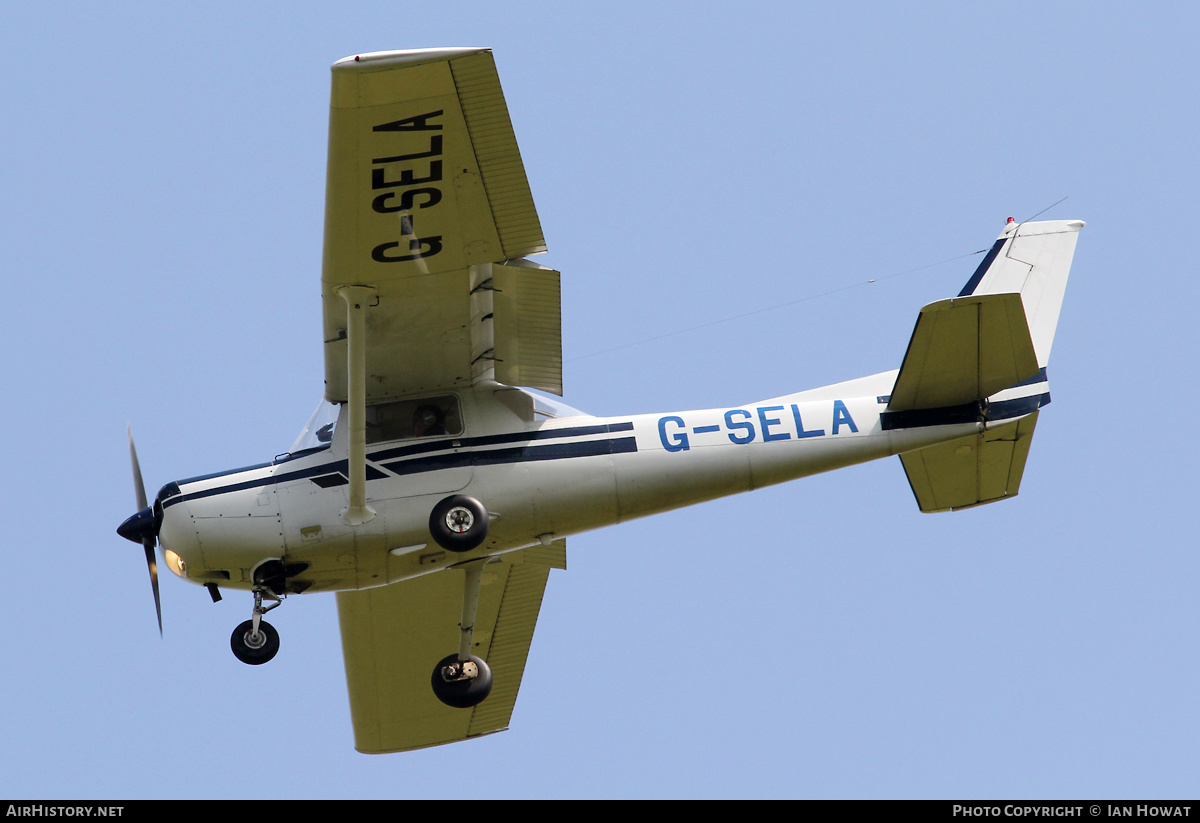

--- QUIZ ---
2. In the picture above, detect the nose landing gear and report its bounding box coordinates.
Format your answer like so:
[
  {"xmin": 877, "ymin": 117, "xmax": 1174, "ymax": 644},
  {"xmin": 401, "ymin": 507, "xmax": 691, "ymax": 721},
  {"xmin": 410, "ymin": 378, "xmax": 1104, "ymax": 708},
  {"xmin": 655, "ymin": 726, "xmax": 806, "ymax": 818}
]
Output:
[
  {"xmin": 230, "ymin": 562, "xmax": 286, "ymax": 665},
  {"xmin": 231, "ymin": 614, "xmax": 279, "ymax": 665}
]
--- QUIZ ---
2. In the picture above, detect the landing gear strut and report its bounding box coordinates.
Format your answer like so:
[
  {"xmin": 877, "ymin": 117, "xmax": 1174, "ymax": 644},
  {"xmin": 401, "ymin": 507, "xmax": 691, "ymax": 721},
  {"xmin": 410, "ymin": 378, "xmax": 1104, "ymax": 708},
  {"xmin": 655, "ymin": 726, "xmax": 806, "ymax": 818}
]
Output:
[
  {"xmin": 430, "ymin": 558, "xmax": 495, "ymax": 708},
  {"xmin": 230, "ymin": 584, "xmax": 282, "ymax": 665}
]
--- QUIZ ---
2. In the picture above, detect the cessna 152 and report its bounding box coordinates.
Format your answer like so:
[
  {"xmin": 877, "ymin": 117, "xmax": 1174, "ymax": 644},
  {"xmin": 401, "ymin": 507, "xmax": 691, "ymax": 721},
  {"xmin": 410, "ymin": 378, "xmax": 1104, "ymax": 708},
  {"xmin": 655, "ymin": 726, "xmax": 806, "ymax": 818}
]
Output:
[{"xmin": 116, "ymin": 47, "xmax": 1083, "ymax": 754}]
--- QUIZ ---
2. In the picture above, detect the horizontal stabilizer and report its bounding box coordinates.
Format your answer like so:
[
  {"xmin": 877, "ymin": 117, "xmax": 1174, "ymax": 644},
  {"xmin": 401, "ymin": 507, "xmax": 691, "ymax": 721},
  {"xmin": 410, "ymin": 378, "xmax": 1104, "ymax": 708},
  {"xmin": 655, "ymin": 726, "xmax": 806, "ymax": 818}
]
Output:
[
  {"xmin": 888, "ymin": 293, "xmax": 1039, "ymax": 412},
  {"xmin": 900, "ymin": 412, "xmax": 1038, "ymax": 512}
]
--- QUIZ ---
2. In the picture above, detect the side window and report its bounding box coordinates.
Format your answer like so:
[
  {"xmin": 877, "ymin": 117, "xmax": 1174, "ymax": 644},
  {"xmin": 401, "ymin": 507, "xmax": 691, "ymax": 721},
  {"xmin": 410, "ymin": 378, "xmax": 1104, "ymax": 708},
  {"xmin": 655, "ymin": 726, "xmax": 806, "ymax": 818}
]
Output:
[{"xmin": 365, "ymin": 396, "xmax": 463, "ymax": 444}]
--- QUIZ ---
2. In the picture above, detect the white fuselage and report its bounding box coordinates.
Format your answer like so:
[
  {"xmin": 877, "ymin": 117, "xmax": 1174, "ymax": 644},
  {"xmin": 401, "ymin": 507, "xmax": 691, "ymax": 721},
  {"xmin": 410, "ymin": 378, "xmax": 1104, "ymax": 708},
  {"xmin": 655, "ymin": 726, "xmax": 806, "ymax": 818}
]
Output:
[{"xmin": 156, "ymin": 377, "xmax": 1017, "ymax": 594}]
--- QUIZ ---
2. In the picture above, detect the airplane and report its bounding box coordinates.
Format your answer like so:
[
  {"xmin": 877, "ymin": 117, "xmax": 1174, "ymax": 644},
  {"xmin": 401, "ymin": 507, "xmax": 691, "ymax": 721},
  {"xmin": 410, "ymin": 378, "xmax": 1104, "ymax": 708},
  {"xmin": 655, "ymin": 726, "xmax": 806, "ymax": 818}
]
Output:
[{"xmin": 116, "ymin": 47, "xmax": 1084, "ymax": 754}]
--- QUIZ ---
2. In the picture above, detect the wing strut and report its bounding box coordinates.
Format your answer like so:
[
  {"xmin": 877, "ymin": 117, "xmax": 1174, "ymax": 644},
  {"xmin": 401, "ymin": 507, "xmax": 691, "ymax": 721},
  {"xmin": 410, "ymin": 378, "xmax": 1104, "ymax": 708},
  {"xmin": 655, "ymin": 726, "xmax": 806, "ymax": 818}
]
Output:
[{"xmin": 337, "ymin": 285, "xmax": 377, "ymax": 526}]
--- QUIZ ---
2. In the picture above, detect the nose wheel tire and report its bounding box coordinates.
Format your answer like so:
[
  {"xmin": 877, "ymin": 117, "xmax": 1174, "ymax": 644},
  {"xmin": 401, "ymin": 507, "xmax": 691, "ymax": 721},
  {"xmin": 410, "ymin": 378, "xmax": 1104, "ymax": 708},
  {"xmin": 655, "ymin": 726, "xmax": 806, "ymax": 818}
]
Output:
[
  {"xmin": 431, "ymin": 653, "xmax": 493, "ymax": 708},
  {"xmin": 231, "ymin": 619, "xmax": 280, "ymax": 665},
  {"xmin": 428, "ymin": 495, "xmax": 489, "ymax": 552}
]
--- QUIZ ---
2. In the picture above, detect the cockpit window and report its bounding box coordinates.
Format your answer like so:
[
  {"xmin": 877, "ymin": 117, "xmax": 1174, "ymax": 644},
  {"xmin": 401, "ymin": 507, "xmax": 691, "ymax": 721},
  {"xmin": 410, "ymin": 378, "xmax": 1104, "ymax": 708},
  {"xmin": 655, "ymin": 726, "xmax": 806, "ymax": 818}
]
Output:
[
  {"xmin": 366, "ymin": 395, "xmax": 463, "ymax": 444},
  {"xmin": 289, "ymin": 398, "xmax": 340, "ymax": 454}
]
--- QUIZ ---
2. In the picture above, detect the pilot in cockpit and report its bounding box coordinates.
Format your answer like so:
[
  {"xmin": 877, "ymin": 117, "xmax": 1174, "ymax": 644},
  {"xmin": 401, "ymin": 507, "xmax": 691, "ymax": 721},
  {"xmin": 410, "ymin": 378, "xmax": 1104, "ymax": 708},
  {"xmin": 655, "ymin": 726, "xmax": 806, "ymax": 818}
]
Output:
[{"xmin": 412, "ymin": 404, "xmax": 447, "ymax": 437}]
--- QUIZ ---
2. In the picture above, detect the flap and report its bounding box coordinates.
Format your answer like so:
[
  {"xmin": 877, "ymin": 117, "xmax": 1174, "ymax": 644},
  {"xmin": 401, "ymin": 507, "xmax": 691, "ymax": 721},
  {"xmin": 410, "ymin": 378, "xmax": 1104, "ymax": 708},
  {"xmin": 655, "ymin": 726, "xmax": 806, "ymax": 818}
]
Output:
[
  {"xmin": 493, "ymin": 260, "xmax": 563, "ymax": 396},
  {"xmin": 337, "ymin": 542, "xmax": 565, "ymax": 754}
]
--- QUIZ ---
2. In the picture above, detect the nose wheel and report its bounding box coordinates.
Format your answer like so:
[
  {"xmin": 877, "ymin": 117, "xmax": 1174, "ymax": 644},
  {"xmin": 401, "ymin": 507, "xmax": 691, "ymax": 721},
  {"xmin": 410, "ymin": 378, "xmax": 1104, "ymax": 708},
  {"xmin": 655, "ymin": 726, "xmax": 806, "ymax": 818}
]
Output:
[
  {"xmin": 230, "ymin": 584, "xmax": 282, "ymax": 665},
  {"xmin": 231, "ymin": 618, "xmax": 279, "ymax": 665}
]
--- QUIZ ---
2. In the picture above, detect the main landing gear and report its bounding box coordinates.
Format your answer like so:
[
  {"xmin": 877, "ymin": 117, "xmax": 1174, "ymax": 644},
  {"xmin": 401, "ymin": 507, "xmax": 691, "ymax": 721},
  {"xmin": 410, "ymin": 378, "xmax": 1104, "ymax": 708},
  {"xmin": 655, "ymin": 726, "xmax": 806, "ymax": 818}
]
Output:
[
  {"xmin": 431, "ymin": 653, "xmax": 493, "ymax": 708},
  {"xmin": 430, "ymin": 557, "xmax": 494, "ymax": 709},
  {"xmin": 429, "ymin": 495, "xmax": 489, "ymax": 553}
]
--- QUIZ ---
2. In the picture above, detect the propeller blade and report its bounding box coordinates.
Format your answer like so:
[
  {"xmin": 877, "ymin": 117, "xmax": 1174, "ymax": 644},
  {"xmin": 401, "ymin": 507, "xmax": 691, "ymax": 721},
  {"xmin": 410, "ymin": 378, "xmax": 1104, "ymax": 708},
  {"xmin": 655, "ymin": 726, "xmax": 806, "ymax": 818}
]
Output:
[
  {"xmin": 125, "ymin": 426, "xmax": 162, "ymax": 635},
  {"xmin": 128, "ymin": 425, "xmax": 148, "ymax": 512},
  {"xmin": 144, "ymin": 537, "xmax": 162, "ymax": 636}
]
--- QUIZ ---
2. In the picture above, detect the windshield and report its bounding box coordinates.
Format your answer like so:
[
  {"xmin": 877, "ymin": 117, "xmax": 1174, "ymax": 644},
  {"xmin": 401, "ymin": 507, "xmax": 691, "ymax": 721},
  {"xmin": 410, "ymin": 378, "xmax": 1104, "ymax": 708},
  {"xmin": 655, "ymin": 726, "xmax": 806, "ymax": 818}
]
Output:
[{"xmin": 289, "ymin": 399, "xmax": 339, "ymax": 454}]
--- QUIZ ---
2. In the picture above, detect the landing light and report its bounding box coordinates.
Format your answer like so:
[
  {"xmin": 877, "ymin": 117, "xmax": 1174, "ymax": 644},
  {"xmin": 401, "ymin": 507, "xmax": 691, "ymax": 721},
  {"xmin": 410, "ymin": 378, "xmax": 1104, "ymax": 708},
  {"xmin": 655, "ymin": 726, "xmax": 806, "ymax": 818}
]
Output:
[{"xmin": 164, "ymin": 549, "xmax": 187, "ymax": 578}]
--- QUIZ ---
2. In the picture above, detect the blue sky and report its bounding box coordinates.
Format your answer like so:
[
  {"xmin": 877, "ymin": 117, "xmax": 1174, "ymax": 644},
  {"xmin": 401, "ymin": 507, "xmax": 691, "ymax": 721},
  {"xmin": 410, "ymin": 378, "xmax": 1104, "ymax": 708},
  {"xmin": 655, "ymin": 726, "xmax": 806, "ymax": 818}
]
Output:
[{"xmin": 2, "ymin": 2, "xmax": 1198, "ymax": 799}]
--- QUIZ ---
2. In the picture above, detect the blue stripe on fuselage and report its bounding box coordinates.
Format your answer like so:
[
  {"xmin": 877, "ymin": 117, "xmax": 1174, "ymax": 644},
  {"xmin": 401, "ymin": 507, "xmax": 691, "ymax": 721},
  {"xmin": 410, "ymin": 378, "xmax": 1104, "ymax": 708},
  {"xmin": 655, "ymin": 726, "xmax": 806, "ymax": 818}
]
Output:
[
  {"xmin": 879, "ymin": 392, "xmax": 1049, "ymax": 431},
  {"xmin": 162, "ymin": 423, "xmax": 637, "ymax": 509}
]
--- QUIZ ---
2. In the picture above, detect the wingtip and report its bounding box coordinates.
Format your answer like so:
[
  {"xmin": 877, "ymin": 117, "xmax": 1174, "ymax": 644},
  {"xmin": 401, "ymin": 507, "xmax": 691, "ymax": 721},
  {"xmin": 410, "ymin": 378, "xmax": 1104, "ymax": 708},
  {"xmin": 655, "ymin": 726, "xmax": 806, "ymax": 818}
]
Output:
[{"xmin": 332, "ymin": 47, "xmax": 490, "ymax": 71}]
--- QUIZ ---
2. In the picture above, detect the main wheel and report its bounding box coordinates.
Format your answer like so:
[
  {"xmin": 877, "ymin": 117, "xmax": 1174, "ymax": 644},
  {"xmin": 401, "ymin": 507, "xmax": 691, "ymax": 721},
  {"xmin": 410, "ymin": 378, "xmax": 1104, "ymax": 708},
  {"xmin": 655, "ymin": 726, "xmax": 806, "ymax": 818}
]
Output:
[
  {"xmin": 430, "ymin": 653, "xmax": 493, "ymax": 708},
  {"xmin": 230, "ymin": 619, "xmax": 279, "ymax": 665},
  {"xmin": 428, "ymin": 495, "xmax": 489, "ymax": 552}
]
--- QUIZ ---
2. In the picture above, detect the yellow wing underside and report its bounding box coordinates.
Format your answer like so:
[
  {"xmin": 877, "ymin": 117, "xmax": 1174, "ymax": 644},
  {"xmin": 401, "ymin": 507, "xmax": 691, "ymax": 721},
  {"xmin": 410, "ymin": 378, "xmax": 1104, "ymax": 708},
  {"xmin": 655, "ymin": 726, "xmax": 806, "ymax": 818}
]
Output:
[
  {"xmin": 321, "ymin": 49, "xmax": 566, "ymax": 754},
  {"xmin": 337, "ymin": 543, "xmax": 566, "ymax": 754},
  {"xmin": 321, "ymin": 48, "xmax": 560, "ymax": 404}
]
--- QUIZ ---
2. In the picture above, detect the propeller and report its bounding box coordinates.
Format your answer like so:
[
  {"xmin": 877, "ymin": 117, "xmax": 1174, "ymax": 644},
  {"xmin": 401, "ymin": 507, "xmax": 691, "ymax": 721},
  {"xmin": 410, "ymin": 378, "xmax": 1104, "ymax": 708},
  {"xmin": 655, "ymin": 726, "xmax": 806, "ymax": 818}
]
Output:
[{"xmin": 116, "ymin": 426, "xmax": 162, "ymax": 635}]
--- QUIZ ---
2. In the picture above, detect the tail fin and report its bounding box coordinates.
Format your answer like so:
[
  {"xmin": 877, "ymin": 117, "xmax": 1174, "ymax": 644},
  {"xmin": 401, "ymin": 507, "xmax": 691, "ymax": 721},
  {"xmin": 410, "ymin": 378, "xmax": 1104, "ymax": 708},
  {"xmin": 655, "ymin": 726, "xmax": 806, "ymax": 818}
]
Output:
[
  {"xmin": 889, "ymin": 218, "xmax": 1083, "ymax": 512},
  {"xmin": 888, "ymin": 218, "xmax": 1084, "ymax": 412},
  {"xmin": 957, "ymin": 218, "xmax": 1085, "ymax": 368}
]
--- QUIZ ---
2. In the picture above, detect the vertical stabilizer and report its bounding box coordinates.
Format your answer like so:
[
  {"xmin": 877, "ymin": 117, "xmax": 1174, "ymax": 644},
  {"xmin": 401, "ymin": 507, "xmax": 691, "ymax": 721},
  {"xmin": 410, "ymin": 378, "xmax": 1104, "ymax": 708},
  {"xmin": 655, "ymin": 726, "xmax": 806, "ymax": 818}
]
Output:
[
  {"xmin": 957, "ymin": 219, "xmax": 1085, "ymax": 368},
  {"xmin": 893, "ymin": 218, "xmax": 1083, "ymax": 512}
]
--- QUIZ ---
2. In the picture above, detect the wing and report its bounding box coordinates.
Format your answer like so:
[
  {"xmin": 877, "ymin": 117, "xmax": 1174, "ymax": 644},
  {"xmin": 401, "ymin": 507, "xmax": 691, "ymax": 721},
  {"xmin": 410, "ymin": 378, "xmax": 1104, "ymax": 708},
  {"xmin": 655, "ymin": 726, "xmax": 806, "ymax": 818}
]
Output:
[
  {"xmin": 322, "ymin": 48, "xmax": 561, "ymax": 403},
  {"xmin": 336, "ymin": 542, "xmax": 565, "ymax": 754}
]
